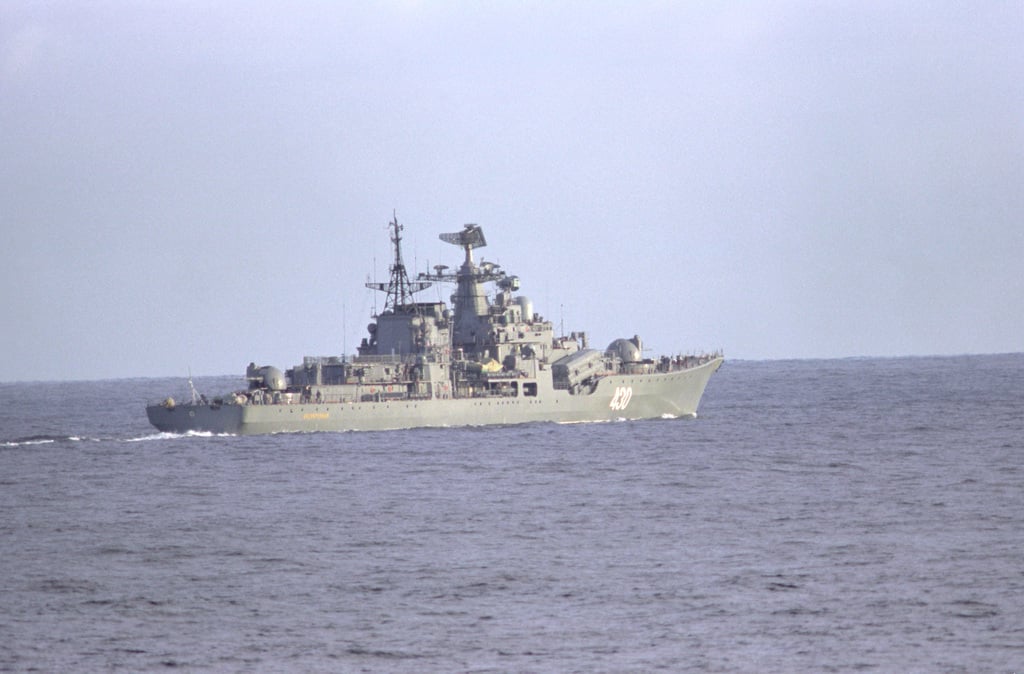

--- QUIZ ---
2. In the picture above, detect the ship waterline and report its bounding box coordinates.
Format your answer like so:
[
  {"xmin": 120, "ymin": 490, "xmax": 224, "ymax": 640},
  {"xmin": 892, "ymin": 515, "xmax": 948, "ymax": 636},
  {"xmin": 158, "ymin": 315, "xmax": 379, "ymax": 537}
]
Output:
[{"xmin": 147, "ymin": 216, "xmax": 722, "ymax": 435}]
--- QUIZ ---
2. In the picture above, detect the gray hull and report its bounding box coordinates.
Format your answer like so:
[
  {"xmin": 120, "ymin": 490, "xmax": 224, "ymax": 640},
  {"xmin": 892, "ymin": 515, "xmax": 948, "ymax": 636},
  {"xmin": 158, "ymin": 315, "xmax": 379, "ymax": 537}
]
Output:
[
  {"xmin": 147, "ymin": 218, "xmax": 723, "ymax": 436},
  {"xmin": 147, "ymin": 357, "xmax": 722, "ymax": 435}
]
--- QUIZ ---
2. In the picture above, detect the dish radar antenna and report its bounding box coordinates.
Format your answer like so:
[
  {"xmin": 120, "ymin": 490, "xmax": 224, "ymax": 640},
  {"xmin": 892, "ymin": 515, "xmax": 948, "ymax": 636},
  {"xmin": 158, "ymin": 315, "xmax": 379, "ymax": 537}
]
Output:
[{"xmin": 439, "ymin": 224, "xmax": 487, "ymax": 267}]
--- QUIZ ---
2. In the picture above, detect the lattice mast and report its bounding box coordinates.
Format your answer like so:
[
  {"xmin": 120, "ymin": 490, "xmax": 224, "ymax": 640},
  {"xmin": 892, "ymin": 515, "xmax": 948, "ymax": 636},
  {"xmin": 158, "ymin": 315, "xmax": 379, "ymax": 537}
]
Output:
[{"xmin": 365, "ymin": 213, "xmax": 431, "ymax": 314}]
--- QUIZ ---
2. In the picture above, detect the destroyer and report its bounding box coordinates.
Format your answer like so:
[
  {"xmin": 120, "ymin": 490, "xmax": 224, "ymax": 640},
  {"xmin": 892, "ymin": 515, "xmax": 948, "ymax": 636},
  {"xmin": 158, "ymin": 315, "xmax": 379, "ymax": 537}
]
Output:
[{"xmin": 147, "ymin": 217, "xmax": 722, "ymax": 434}]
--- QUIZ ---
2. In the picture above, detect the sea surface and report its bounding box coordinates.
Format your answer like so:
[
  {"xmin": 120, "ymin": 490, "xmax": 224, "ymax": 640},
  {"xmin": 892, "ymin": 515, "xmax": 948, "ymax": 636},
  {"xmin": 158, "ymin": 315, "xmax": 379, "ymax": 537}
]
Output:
[{"xmin": 1, "ymin": 354, "xmax": 1022, "ymax": 672}]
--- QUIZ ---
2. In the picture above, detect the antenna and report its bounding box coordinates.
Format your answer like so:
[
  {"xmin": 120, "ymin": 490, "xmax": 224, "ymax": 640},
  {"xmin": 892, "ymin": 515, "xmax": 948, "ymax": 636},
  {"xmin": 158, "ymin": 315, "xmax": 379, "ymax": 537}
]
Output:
[
  {"xmin": 438, "ymin": 223, "xmax": 487, "ymax": 268},
  {"xmin": 187, "ymin": 367, "xmax": 201, "ymax": 404},
  {"xmin": 365, "ymin": 213, "xmax": 432, "ymax": 312}
]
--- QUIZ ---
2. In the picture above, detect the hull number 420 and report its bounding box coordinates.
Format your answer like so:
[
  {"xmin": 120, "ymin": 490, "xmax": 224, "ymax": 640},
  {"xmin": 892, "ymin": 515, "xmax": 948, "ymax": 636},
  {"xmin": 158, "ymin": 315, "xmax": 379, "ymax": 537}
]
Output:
[{"xmin": 609, "ymin": 386, "xmax": 633, "ymax": 411}]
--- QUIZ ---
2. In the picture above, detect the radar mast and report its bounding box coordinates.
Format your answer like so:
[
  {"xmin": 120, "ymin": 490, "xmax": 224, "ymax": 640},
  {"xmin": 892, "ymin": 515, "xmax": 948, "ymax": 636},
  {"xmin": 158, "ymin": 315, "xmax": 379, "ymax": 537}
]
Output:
[
  {"xmin": 365, "ymin": 213, "xmax": 431, "ymax": 314},
  {"xmin": 420, "ymin": 224, "xmax": 512, "ymax": 348}
]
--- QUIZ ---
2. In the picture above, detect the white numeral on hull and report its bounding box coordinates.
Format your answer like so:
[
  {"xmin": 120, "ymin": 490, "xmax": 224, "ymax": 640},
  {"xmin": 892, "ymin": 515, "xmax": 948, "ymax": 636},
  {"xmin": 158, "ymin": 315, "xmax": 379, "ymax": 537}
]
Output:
[{"xmin": 609, "ymin": 386, "xmax": 633, "ymax": 411}]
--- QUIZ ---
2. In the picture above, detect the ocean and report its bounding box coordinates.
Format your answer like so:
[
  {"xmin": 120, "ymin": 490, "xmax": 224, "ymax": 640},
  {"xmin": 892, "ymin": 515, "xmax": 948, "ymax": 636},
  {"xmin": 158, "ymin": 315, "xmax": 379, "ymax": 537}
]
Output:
[{"xmin": 1, "ymin": 354, "xmax": 1021, "ymax": 672}]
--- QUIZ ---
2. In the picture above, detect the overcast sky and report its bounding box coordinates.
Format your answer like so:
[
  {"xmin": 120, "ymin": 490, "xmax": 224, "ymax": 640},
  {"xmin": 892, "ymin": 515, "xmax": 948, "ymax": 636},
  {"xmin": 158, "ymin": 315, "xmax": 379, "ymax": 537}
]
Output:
[{"xmin": 2, "ymin": 1, "xmax": 1022, "ymax": 382}]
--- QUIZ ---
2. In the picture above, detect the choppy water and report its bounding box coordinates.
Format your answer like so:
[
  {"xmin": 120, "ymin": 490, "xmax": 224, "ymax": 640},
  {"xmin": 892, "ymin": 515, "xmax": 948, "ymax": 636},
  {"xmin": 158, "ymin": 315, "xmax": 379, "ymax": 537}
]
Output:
[{"xmin": 1, "ymin": 354, "xmax": 1022, "ymax": 672}]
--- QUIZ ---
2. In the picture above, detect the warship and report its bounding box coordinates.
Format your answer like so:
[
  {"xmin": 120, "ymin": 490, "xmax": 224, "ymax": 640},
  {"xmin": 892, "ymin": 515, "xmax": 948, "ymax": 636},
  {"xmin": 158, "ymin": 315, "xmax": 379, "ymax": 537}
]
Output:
[{"xmin": 147, "ymin": 217, "xmax": 722, "ymax": 434}]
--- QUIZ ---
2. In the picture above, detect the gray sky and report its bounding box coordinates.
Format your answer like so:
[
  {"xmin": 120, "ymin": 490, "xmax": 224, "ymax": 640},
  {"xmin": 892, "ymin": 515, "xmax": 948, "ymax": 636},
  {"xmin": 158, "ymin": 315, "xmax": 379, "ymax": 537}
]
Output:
[{"xmin": 2, "ymin": 1, "xmax": 1022, "ymax": 382}]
